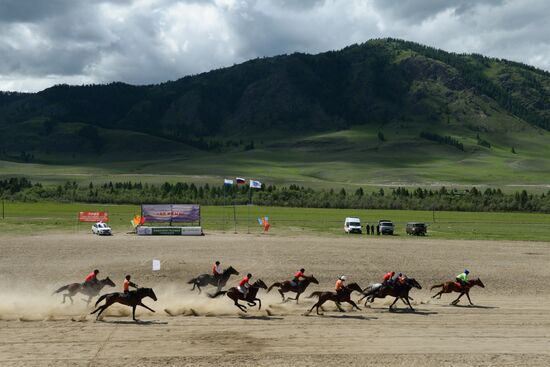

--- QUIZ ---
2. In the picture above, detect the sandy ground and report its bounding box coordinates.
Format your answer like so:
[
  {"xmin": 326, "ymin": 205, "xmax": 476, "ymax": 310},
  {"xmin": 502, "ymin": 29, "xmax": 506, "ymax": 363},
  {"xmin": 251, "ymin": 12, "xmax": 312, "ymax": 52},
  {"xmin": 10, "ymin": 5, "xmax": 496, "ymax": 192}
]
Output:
[{"xmin": 1, "ymin": 232, "xmax": 550, "ymax": 366}]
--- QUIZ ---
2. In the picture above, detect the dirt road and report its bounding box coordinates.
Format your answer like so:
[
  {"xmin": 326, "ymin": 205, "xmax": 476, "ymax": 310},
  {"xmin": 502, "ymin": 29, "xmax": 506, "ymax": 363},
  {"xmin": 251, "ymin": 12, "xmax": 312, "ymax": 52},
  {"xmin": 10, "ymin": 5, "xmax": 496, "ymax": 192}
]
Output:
[{"xmin": 1, "ymin": 233, "xmax": 549, "ymax": 366}]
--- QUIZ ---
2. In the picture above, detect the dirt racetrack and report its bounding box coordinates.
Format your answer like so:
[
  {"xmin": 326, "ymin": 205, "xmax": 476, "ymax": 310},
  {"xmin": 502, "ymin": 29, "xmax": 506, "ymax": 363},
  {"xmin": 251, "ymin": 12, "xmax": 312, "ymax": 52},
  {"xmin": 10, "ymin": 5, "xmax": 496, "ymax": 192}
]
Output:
[{"xmin": 1, "ymin": 232, "xmax": 549, "ymax": 366}]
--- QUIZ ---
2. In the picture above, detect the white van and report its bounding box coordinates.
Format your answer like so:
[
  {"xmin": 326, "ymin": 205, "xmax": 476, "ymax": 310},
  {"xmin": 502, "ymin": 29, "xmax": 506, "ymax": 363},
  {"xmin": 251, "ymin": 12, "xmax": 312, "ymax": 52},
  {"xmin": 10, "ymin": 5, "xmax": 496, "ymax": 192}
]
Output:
[{"xmin": 344, "ymin": 217, "xmax": 362, "ymax": 234}]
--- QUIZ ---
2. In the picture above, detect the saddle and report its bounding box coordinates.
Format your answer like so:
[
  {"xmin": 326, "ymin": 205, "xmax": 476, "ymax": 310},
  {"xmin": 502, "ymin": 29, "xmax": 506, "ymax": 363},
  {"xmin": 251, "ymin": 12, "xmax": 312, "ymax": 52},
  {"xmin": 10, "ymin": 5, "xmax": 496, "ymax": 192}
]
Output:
[{"xmin": 454, "ymin": 281, "xmax": 462, "ymax": 288}]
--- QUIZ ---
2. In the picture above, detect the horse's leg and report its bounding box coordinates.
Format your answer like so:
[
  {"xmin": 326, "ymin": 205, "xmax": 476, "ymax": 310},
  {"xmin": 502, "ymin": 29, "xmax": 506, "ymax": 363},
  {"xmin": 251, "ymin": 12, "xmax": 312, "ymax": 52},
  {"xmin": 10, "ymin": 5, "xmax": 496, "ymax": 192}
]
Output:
[
  {"xmin": 452, "ymin": 292, "xmax": 464, "ymax": 305},
  {"xmin": 86, "ymin": 295, "xmax": 92, "ymax": 306},
  {"xmin": 389, "ymin": 297, "xmax": 399, "ymax": 310},
  {"xmin": 404, "ymin": 297, "xmax": 415, "ymax": 311},
  {"xmin": 278, "ymin": 289, "xmax": 286, "ymax": 302},
  {"xmin": 132, "ymin": 305, "xmax": 137, "ymax": 321},
  {"xmin": 234, "ymin": 299, "xmax": 247, "ymax": 312},
  {"xmin": 191, "ymin": 282, "xmax": 196, "ymax": 291},
  {"xmin": 466, "ymin": 291, "xmax": 474, "ymax": 306},
  {"xmin": 295, "ymin": 292, "xmax": 301, "ymax": 304},
  {"xmin": 139, "ymin": 302, "xmax": 156, "ymax": 313},
  {"xmin": 254, "ymin": 298, "xmax": 262, "ymax": 310},
  {"xmin": 335, "ymin": 300, "xmax": 345, "ymax": 312},
  {"xmin": 197, "ymin": 284, "xmax": 202, "ymax": 294},
  {"xmin": 346, "ymin": 299, "xmax": 361, "ymax": 311}
]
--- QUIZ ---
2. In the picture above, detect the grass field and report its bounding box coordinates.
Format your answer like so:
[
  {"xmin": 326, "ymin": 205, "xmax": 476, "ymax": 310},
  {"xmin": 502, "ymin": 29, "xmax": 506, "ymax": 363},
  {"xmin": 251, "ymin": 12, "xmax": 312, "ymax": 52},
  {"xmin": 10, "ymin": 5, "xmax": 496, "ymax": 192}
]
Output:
[
  {"xmin": 1, "ymin": 201, "xmax": 549, "ymax": 241},
  {"xmin": 1, "ymin": 122, "xmax": 550, "ymax": 192}
]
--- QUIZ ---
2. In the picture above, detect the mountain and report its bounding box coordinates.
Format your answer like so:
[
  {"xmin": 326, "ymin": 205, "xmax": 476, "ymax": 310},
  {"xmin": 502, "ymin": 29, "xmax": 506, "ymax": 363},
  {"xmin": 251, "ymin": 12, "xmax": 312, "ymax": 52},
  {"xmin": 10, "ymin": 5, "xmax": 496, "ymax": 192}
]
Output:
[{"xmin": 0, "ymin": 38, "xmax": 549, "ymax": 187}]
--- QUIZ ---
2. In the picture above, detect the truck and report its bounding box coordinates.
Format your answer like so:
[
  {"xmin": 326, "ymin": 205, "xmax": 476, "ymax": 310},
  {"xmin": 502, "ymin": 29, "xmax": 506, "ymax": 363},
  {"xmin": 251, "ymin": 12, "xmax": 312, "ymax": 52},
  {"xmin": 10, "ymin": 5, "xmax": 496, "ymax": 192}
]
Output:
[{"xmin": 344, "ymin": 217, "xmax": 362, "ymax": 234}]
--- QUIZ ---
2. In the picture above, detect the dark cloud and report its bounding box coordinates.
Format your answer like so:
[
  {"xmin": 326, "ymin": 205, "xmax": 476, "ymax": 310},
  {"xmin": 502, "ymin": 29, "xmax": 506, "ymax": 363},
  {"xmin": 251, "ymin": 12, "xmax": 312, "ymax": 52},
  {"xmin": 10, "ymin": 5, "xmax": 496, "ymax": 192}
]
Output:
[{"xmin": 0, "ymin": 0, "xmax": 548, "ymax": 91}]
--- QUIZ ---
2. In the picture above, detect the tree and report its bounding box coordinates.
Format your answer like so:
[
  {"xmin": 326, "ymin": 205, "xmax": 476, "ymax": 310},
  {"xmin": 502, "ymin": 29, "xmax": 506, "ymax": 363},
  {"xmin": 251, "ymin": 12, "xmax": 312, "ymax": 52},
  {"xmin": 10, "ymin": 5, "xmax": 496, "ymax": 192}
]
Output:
[{"xmin": 378, "ymin": 132, "xmax": 385, "ymax": 142}]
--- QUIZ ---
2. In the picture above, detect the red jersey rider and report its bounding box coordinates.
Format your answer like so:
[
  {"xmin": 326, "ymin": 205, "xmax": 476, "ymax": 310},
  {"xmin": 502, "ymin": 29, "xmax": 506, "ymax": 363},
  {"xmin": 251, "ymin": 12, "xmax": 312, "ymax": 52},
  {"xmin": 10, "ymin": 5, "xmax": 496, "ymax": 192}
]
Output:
[
  {"xmin": 84, "ymin": 269, "xmax": 99, "ymax": 288},
  {"xmin": 238, "ymin": 273, "xmax": 252, "ymax": 298},
  {"xmin": 123, "ymin": 275, "xmax": 138, "ymax": 294},
  {"xmin": 292, "ymin": 268, "xmax": 306, "ymax": 287}
]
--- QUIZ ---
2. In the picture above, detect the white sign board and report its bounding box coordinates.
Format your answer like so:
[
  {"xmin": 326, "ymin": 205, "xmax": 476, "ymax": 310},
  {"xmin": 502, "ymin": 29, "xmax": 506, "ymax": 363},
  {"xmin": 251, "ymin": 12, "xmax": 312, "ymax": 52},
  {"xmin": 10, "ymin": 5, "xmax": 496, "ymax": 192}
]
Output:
[{"xmin": 152, "ymin": 259, "xmax": 161, "ymax": 271}]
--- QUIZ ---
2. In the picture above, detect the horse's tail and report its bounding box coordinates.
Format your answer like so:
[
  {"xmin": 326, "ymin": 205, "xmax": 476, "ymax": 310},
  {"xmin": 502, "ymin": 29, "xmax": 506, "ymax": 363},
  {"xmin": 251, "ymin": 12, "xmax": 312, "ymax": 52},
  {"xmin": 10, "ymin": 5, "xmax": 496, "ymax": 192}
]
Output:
[
  {"xmin": 430, "ymin": 283, "xmax": 444, "ymax": 291},
  {"xmin": 307, "ymin": 291, "xmax": 323, "ymax": 299},
  {"xmin": 209, "ymin": 290, "xmax": 227, "ymax": 298},
  {"xmin": 53, "ymin": 284, "xmax": 70, "ymax": 294},
  {"xmin": 94, "ymin": 294, "xmax": 108, "ymax": 307},
  {"xmin": 267, "ymin": 282, "xmax": 282, "ymax": 293},
  {"xmin": 187, "ymin": 278, "xmax": 197, "ymax": 284}
]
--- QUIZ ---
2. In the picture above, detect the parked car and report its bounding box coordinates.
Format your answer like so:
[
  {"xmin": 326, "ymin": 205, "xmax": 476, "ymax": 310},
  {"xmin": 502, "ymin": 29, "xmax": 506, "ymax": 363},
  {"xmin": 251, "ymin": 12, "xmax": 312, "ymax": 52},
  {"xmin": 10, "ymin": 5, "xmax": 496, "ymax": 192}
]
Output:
[
  {"xmin": 406, "ymin": 222, "xmax": 427, "ymax": 236},
  {"xmin": 378, "ymin": 220, "xmax": 394, "ymax": 235},
  {"xmin": 92, "ymin": 222, "xmax": 112, "ymax": 235},
  {"xmin": 344, "ymin": 217, "xmax": 362, "ymax": 234}
]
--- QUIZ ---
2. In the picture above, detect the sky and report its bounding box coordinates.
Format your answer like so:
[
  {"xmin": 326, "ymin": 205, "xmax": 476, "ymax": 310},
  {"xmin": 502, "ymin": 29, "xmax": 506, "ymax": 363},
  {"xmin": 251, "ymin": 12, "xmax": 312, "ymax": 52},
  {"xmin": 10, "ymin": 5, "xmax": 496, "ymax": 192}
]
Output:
[{"xmin": 1, "ymin": 0, "xmax": 549, "ymax": 92}]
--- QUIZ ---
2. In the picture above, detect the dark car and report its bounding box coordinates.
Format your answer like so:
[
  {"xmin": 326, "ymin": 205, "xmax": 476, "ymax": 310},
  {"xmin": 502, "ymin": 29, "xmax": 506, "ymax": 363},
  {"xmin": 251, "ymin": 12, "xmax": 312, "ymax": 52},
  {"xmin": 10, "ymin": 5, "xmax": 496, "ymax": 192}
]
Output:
[{"xmin": 406, "ymin": 222, "xmax": 427, "ymax": 236}]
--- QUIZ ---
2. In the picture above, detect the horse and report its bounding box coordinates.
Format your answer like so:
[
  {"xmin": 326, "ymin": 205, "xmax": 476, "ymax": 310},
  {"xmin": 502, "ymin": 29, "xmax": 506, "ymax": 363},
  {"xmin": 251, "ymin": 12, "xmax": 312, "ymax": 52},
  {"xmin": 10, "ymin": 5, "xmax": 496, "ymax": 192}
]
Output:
[
  {"xmin": 431, "ymin": 278, "xmax": 485, "ymax": 305},
  {"xmin": 306, "ymin": 282, "xmax": 363, "ymax": 315},
  {"xmin": 90, "ymin": 288, "xmax": 157, "ymax": 321},
  {"xmin": 187, "ymin": 266, "xmax": 239, "ymax": 294},
  {"xmin": 209, "ymin": 279, "xmax": 267, "ymax": 312},
  {"xmin": 267, "ymin": 275, "xmax": 319, "ymax": 303},
  {"xmin": 53, "ymin": 277, "xmax": 116, "ymax": 305},
  {"xmin": 359, "ymin": 278, "xmax": 422, "ymax": 311}
]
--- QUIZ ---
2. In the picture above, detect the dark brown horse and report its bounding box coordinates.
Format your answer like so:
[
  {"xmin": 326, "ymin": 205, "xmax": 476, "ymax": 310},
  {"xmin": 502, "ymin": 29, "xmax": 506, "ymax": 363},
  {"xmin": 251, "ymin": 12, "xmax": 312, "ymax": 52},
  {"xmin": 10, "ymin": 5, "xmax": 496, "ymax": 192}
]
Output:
[
  {"xmin": 209, "ymin": 279, "xmax": 267, "ymax": 312},
  {"xmin": 306, "ymin": 282, "xmax": 363, "ymax": 315},
  {"xmin": 431, "ymin": 278, "xmax": 485, "ymax": 305},
  {"xmin": 267, "ymin": 275, "xmax": 319, "ymax": 303},
  {"xmin": 90, "ymin": 288, "xmax": 157, "ymax": 321},
  {"xmin": 359, "ymin": 278, "xmax": 422, "ymax": 311},
  {"xmin": 53, "ymin": 277, "xmax": 116, "ymax": 305},
  {"xmin": 187, "ymin": 266, "xmax": 239, "ymax": 293}
]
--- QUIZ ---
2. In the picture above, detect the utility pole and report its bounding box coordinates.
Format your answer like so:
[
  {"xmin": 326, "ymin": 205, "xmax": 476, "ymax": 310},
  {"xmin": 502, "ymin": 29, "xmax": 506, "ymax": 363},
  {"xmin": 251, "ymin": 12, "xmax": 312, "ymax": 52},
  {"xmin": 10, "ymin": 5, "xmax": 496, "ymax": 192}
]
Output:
[{"xmin": 2, "ymin": 199, "xmax": 4, "ymax": 219}]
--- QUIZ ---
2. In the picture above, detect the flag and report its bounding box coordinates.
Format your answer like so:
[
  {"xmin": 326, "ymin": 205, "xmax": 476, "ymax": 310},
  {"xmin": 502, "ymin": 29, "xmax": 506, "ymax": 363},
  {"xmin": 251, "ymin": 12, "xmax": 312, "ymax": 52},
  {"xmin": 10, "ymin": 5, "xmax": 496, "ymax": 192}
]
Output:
[
  {"xmin": 236, "ymin": 177, "xmax": 246, "ymax": 185},
  {"xmin": 224, "ymin": 179, "xmax": 234, "ymax": 186},
  {"xmin": 250, "ymin": 180, "xmax": 262, "ymax": 189}
]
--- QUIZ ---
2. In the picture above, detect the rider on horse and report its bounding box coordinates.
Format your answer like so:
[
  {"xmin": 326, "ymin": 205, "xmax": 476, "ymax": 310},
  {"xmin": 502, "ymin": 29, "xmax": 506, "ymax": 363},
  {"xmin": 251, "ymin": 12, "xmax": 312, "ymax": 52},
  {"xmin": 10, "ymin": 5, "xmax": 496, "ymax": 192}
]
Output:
[
  {"xmin": 291, "ymin": 268, "xmax": 306, "ymax": 287},
  {"xmin": 456, "ymin": 269, "xmax": 470, "ymax": 288},
  {"xmin": 238, "ymin": 273, "xmax": 252, "ymax": 298},
  {"xmin": 335, "ymin": 275, "xmax": 347, "ymax": 297},
  {"xmin": 84, "ymin": 269, "xmax": 99, "ymax": 288},
  {"xmin": 212, "ymin": 261, "xmax": 222, "ymax": 278},
  {"xmin": 123, "ymin": 275, "xmax": 138, "ymax": 294},
  {"xmin": 382, "ymin": 271, "xmax": 395, "ymax": 286}
]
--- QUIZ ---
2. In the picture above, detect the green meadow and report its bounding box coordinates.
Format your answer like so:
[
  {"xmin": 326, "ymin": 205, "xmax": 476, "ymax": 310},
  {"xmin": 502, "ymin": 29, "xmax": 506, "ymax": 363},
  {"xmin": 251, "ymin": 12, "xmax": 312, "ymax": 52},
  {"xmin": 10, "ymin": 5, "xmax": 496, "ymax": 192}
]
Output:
[{"xmin": 1, "ymin": 201, "xmax": 549, "ymax": 241}]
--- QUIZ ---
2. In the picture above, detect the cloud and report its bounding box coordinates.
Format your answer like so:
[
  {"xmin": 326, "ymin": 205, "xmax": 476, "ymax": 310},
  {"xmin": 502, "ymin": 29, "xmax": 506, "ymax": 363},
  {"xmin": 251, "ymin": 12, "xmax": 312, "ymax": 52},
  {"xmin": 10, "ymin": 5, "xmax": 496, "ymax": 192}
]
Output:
[{"xmin": 0, "ymin": 0, "xmax": 548, "ymax": 92}]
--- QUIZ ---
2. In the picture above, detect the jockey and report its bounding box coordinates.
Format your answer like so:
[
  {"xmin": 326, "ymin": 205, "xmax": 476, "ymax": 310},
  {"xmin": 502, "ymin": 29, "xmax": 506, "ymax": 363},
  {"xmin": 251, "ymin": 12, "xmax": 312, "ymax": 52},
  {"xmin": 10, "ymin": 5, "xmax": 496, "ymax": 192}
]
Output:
[
  {"xmin": 123, "ymin": 275, "xmax": 138, "ymax": 294},
  {"xmin": 238, "ymin": 273, "xmax": 252, "ymax": 298},
  {"xmin": 84, "ymin": 269, "xmax": 99, "ymax": 287},
  {"xmin": 335, "ymin": 275, "xmax": 347, "ymax": 297},
  {"xmin": 456, "ymin": 269, "xmax": 470, "ymax": 287},
  {"xmin": 382, "ymin": 271, "xmax": 395, "ymax": 286},
  {"xmin": 212, "ymin": 261, "xmax": 222, "ymax": 279},
  {"xmin": 291, "ymin": 268, "xmax": 306, "ymax": 287}
]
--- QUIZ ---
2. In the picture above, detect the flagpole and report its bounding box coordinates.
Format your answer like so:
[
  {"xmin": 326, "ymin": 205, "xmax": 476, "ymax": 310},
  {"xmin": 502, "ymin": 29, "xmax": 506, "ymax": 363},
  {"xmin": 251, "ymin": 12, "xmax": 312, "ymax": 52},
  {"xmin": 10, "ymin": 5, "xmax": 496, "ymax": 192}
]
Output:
[{"xmin": 247, "ymin": 185, "xmax": 251, "ymax": 234}]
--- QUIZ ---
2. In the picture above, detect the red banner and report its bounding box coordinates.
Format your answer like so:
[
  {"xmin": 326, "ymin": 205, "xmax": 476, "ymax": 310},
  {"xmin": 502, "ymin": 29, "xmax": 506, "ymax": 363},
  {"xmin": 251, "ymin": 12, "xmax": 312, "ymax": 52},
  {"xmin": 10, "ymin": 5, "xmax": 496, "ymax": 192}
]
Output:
[{"xmin": 79, "ymin": 211, "xmax": 109, "ymax": 222}]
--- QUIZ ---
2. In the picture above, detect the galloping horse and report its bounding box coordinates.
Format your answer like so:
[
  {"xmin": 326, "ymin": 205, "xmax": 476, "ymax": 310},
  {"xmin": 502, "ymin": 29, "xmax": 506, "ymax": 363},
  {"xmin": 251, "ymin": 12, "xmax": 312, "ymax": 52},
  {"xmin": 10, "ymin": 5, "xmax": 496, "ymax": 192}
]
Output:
[
  {"xmin": 431, "ymin": 278, "xmax": 485, "ymax": 305},
  {"xmin": 53, "ymin": 277, "xmax": 116, "ymax": 305},
  {"xmin": 90, "ymin": 288, "xmax": 158, "ymax": 321},
  {"xmin": 306, "ymin": 282, "xmax": 363, "ymax": 315},
  {"xmin": 267, "ymin": 275, "xmax": 319, "ymax": 303},
  {"xmin": 187, "ymin": 266, "xmax": 239, "ymax": 293},
  {"xmin": 209, "ymin": 279, "xmax": 267, "ymax": 312},
  {"xmin": 359, "ymin": 278, "xmax": 422, "ymax": 311}
]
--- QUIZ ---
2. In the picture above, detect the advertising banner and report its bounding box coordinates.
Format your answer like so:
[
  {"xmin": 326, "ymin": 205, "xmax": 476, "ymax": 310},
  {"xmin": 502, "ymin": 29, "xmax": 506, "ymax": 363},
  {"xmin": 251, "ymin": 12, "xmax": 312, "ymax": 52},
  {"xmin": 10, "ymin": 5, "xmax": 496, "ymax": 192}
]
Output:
[
  {"xmin": 141, "ymin": 204, "xmax": 200, "ymax": 223},
  {"xmin": 79, "ymin": 211, "xmax": 109, "ymax": 222}
]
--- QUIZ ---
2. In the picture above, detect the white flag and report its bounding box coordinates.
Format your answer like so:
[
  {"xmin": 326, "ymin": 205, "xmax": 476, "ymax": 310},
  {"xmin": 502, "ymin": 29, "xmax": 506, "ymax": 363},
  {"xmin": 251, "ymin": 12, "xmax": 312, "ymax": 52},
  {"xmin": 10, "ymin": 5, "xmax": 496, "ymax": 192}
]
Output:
[
  {"xmin": 249, "ymin": 180, "xmax": 262, "ymax": 189},
  {"xmin": 152, "ymin": 259, "xmax": 161, "ymax": 271}
]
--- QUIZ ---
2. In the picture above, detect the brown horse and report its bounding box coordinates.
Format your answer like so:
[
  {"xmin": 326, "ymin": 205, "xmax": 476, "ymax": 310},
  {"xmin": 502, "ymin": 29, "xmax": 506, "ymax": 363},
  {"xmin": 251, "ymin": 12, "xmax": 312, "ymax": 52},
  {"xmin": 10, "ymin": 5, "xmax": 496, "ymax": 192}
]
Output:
[
  {"xmin": 267, "ymin": 275, "xmax": 319, "ymax": 303},
  {"xmin": 90, "ymin": 287, "xmax": 157, "ymax": 321},
  {"xmin": 209, "ymin": 279, "xmax": 267, "ymax": 312},
  {"xmin": 306, "ymin": 282, "xmax": 363, "ymax": 315},
  {"xmin": 53, "ymin": 277, "xmax": 116, "ymax": 305},
  {"xmin": 359, "ymin": 278, "xmax": 422, "ymax": 311},
  {"xmin": 431, "ymin": 278, "xmax": 485, "ymax": 305},
  {"xmin": 187, "ymin": 266, "xmax": 239, "ymax": 294}
]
